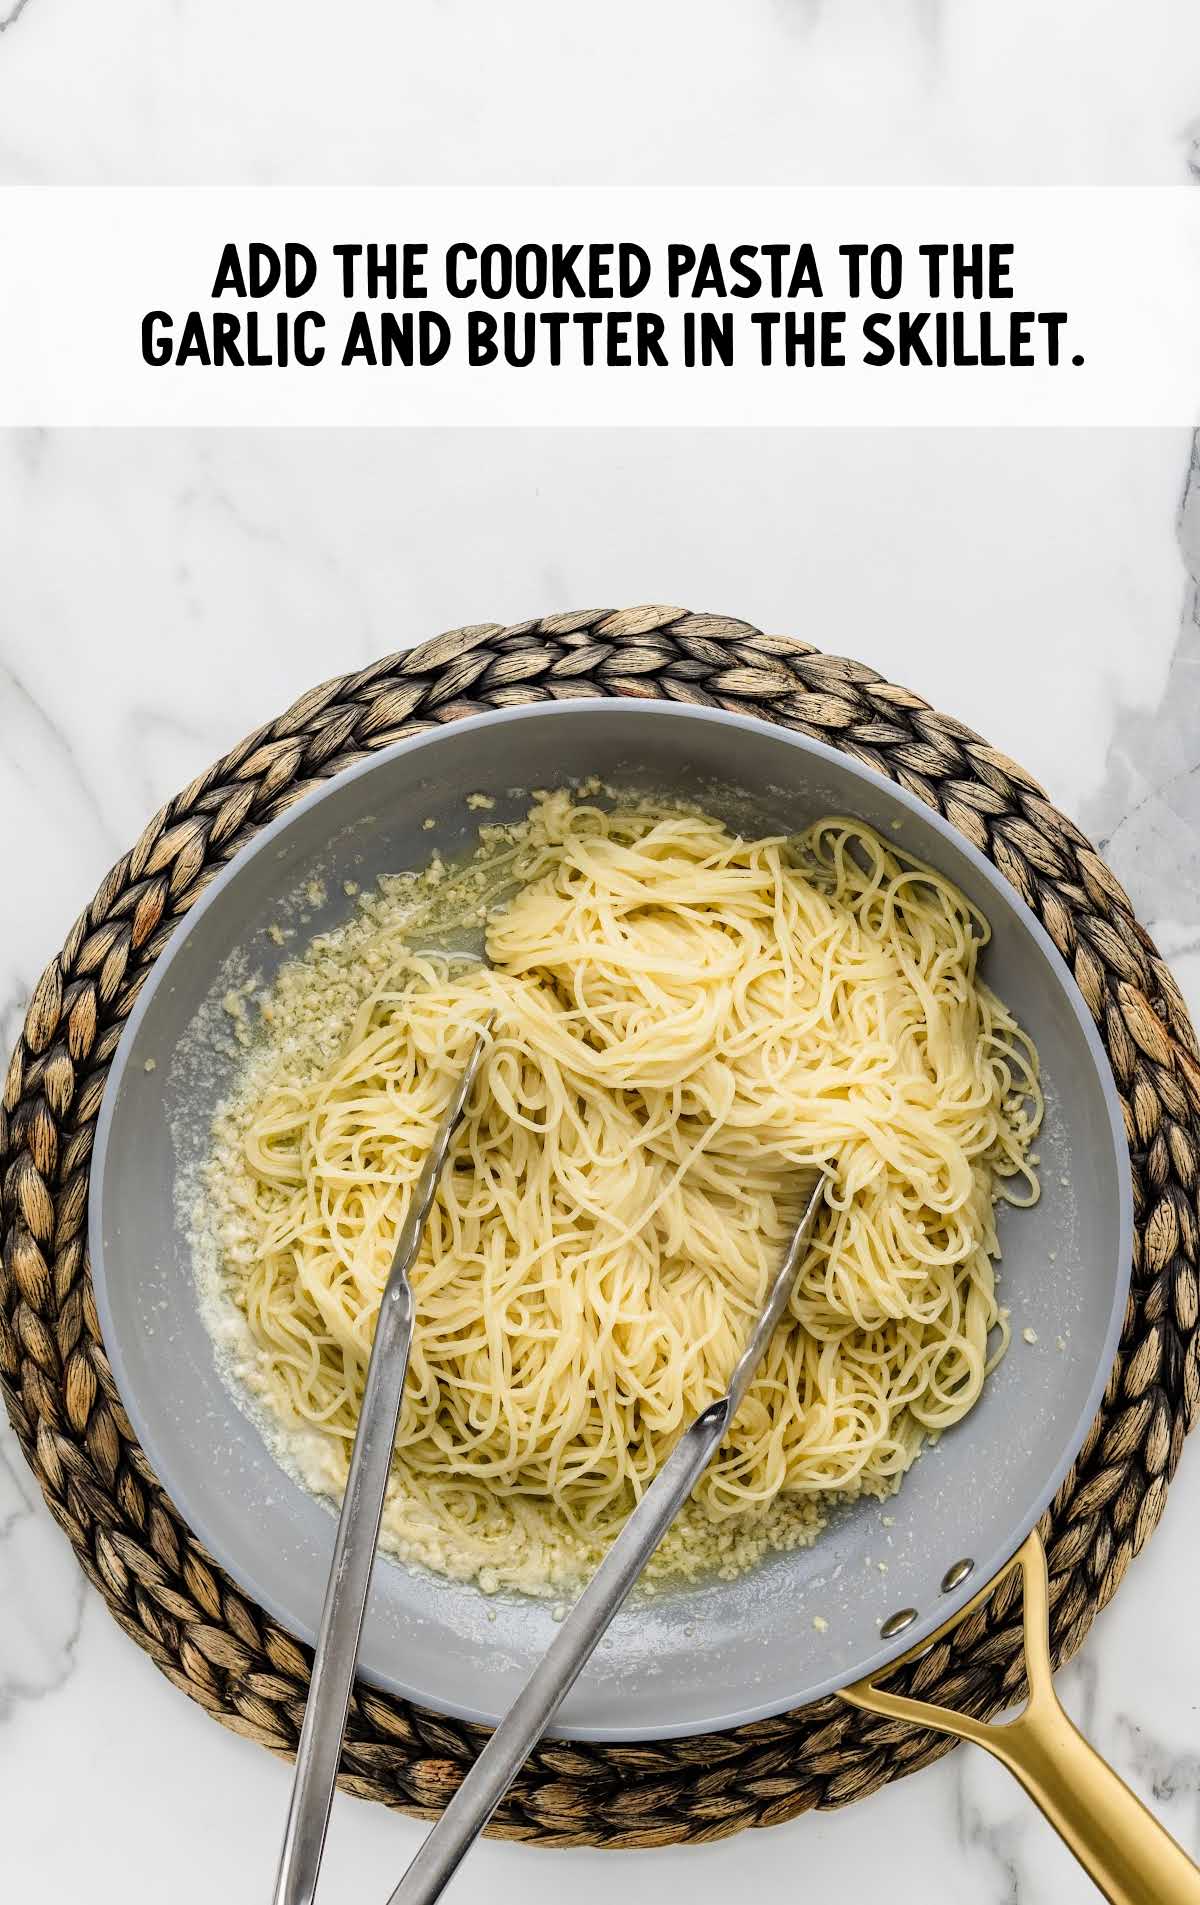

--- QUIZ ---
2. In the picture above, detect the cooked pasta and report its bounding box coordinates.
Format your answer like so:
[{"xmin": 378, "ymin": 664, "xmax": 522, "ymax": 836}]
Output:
[{"xmin": 203, "ymin": 795, "xmax": 1041, "ymax": 1593}]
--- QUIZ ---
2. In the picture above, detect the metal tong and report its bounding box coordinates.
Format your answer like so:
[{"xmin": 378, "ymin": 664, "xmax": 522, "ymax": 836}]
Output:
[
  {"xmin": 273, "ymin": 1017, "xmax": 822, "ymax": 1905},
  {"xmin": 273, "ymin": 1021, "xmax": 494, "ymax": 1905},
  {"xmin": 386, "ymin": 1165, "xmax": 823, "ymax": 1905}
]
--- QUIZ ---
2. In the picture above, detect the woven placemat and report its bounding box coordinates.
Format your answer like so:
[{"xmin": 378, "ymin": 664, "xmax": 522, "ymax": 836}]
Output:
[{"xmin": 3, "ymin": 608, "xmax": 1199, "ymax": 1848}]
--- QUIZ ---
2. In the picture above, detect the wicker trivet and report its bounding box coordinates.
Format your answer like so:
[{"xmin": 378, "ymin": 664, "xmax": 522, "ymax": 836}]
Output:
[{"xmin": 3, "ymin": 609, "xmax": 1199, "ymax": 1848}]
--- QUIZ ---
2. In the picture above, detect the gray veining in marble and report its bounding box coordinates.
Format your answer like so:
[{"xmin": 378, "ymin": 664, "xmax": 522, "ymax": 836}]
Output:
[
  {"xmin": 1081, "ymin": 441, "xmax": 1200, "ymax": 942},
  {"xmin": 0, "ymin": 1436, "xmax": 87, "ymax": 1719}
]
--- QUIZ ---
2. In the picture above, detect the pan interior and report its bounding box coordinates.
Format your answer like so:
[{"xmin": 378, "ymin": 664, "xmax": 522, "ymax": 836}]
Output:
[{"xmin": 90, "ymin": 702, "xmax": 1129, "ymax": 1740}]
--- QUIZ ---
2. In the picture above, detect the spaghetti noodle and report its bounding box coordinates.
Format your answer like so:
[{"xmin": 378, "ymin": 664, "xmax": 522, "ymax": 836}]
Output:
[{"xmin": 203, "ymin": 796, "xmax": 1041, "ymax": 1593}]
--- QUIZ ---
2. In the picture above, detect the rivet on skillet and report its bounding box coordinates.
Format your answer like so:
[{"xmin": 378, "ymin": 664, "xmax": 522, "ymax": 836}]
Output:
[
  {"xmin": 941, "ymin": 1558, "xmax": 975, "ymax": 1593},
  {"xmin": 880, "ymin": 1607, "xmax": 918, "ymax": 1639}
]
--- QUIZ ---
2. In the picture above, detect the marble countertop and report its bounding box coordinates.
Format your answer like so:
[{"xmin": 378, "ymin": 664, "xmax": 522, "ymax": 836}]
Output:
[
  {"xmin": 2, "ymin": 426, "xmax": 1199, "ymax": 1904},
  {"xmin": 2, "ymin": 0, "xmax": 1200, "ymax": 187},
  {"xmin": 3, "ymin": 5, "xmax": 1200, "ymax": 1900}
]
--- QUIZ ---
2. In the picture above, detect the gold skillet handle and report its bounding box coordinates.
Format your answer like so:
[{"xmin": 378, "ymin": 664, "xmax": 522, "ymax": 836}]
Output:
[{"xmin": 841, "ymin": 1529, "xmax": 1200, "ymax": 1905}]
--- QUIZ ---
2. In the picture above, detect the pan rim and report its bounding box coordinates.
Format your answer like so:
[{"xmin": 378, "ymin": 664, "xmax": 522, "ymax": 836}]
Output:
[{"xmin": 89, "ymin": 697, "xmax": 1133, "ymax": 1740}]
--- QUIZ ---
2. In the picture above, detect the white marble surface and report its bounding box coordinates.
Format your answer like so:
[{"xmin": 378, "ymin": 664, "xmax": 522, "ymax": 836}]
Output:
[
  {"xmin": 2, "ymin": 0, "xmax": 1200, "ymax": 187},
  {"xmin": 1, "ymin": 427, "xmax": 1199, "ymax": 1904},
  {"xmin": 4, "ymin": 3, "xmax": 1200, "ymax": 1895}
]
